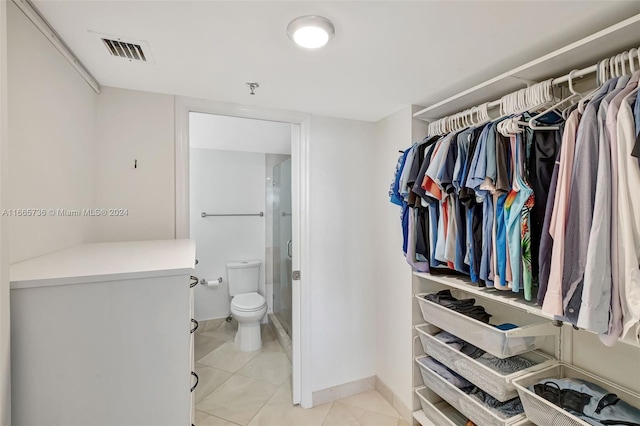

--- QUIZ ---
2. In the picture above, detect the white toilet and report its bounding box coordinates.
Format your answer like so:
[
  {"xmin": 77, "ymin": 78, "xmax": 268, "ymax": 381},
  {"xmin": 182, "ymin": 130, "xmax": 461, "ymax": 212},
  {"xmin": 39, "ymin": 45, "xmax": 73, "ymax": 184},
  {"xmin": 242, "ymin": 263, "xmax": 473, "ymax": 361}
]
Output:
[{"xmin": 227, "ymin": 260, "xmax": 267, "ymax": 352}]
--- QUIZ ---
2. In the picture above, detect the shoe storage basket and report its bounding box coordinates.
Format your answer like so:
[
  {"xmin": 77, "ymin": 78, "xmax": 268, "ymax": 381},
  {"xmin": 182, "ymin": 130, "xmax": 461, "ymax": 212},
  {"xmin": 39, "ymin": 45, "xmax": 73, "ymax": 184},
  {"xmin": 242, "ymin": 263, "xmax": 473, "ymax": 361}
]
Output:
[
  {"xmin": 512, "ymin": 363, "xmax": 640, "ymax": 426},
  {"xmin": 416, "ymin": 324, "xmax": 555, "ymax": 402},
  {"xmin": 416, "ymin": 356, "xmax": 527, "ymax": 426},
  {"xmin": 415, "ymin": 292, "xmax": 558, "ymax": 358}
]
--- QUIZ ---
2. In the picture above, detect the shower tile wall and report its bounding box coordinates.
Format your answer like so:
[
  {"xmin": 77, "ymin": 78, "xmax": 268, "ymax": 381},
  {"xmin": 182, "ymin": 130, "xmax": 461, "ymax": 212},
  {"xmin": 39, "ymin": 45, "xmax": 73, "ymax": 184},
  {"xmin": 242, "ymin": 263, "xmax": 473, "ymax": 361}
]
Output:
[{"xmin": 265, "ymin": 154, "xmax": 290, "ymax": 315}]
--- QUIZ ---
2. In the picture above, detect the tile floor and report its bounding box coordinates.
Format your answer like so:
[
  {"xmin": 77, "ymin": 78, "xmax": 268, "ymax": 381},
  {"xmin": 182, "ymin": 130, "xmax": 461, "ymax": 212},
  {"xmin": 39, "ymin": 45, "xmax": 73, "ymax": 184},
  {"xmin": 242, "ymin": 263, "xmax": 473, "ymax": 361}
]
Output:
[{"xmin": 194, "ymin": 319, "xmax": 409, "ymax": 426}]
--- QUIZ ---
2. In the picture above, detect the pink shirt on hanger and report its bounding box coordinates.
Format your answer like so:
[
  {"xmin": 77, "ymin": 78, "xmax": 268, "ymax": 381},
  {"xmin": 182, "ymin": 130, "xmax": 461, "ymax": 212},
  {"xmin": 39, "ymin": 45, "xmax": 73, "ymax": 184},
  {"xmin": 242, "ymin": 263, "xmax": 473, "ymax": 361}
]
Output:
[{"xmin": 542, "ymin": 109, "xmax": 581, "ymax": 316}]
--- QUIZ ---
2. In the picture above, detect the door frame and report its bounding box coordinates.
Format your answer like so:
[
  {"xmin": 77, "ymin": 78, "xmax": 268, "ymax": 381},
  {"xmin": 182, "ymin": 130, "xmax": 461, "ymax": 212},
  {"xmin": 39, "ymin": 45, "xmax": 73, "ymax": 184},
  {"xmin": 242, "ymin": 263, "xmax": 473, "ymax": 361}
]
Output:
[
  {"xmin": 174, "ymin": 96, "xmax": 312, "ymax": 407},
  {"xmin": 0, "ymin": 0, "xmax": 10, "ymax": 423}
]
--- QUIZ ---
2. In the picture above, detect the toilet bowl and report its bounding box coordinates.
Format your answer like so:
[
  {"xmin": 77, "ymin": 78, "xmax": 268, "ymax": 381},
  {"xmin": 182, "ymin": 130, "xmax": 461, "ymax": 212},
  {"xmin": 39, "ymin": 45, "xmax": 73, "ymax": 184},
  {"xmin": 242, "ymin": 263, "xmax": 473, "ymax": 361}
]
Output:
[
  {"xmin": 230, "ymin": 292, "xmax": 267, "ymax": 352},
  {"xmin": 226, "ymin": 260, "xmax": 265, "ymax": 351}
]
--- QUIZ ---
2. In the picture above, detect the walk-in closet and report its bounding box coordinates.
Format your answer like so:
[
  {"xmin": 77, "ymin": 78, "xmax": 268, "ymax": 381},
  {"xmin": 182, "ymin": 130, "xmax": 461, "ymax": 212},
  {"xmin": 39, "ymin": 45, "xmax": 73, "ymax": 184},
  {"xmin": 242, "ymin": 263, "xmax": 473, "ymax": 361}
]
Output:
[{"xmin": 397, "ymin": 16, "xmax": 640, "ymax": 426}]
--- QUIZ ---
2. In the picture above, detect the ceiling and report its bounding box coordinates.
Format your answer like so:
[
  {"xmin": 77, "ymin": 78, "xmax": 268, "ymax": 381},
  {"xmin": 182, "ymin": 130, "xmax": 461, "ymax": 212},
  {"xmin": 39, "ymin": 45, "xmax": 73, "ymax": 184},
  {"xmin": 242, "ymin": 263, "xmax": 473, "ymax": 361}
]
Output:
[
  {"xmin": 190, "ymin": 112, "xmax": 291, "ymax": 154},
  {"xmin": 33, "ymin": 1, "xmax": 640, "ymax": 122}
]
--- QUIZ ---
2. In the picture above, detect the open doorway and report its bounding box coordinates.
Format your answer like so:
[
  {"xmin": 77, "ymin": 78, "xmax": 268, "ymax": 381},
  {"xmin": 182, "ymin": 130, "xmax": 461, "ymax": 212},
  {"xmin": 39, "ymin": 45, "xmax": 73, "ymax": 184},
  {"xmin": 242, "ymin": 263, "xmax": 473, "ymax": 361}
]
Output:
[{"xmin": 175, "ymin": 99, "xmax": 310, "ymax": 415}]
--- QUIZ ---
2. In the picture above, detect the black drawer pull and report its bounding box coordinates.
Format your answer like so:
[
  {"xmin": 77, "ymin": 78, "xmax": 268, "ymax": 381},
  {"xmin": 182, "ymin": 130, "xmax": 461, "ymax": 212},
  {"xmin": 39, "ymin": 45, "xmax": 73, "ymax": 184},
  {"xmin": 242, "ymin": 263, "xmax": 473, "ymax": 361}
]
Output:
[
  {"xmin": 191, "ymin": 371, "xmax": 198, "ymax": 392},
  {"xmin": 190, "ymin": 319, "xmax": 199, "ymax": 334},
  {"xmin": 190, "ymin": 276, "xmax": 198, "ymax": 288}
]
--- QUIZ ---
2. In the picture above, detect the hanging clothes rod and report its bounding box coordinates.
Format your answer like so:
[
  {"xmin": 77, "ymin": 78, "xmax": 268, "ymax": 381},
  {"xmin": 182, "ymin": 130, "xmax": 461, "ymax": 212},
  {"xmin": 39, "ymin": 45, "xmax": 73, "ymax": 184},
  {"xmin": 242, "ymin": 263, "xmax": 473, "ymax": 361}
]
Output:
[
  {"xmin": 201, "ymin": 212, "xmax": 264, "ymax": 218},
  {"xmin": 428, "ymin": 46, "xmax": 638, "ymax": 126}
]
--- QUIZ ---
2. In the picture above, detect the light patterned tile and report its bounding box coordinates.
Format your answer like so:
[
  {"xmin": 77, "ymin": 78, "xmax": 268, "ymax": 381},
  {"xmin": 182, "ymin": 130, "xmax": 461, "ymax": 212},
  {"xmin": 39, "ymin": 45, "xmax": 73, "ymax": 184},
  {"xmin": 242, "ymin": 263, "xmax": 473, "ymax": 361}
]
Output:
[
  {"xmin": 195, "ymin": 334, "xmax": 228, "ymax": 361},
  {"xmin": 198, "ymin": 375, "xmax": 279, "ymax": 426},
  {"xmin": 397, "ymin": 419, "xmax": 410, "ymax": 426},
  {"xmin": 261, "ymin": 339, "xmax": 284, "ymax": 353},
  {"xmin": 197, "ymin": 341, "xmax": 261, "ymax": 372},
  {"xmin": 195, "ymin": 410, "xmax": 239, "ymax": 425},
  {"xmin": 194, "ymin": 364, "xmax": 232, "ymax": 404},
  {"xmin": 248, "ymin": 380, "xmax": 332, "ymax": 426},
  {"xmin": 261, "ymin": 324, "xmax": 277, "ymax": 342},
  {"xmin": 237, "ymin": 351, "xmax": 291, "ymax": 386},
  {"xmin": 200, "ymin": 320, "xmax": 238, "ymax": 341},
  {"xmin": 322, "ymin": 402, "xmax": 399, "ymax": 426},
  {"xmin": 338, "ymin": 390, "xmax": 400, "ymax": 418}
]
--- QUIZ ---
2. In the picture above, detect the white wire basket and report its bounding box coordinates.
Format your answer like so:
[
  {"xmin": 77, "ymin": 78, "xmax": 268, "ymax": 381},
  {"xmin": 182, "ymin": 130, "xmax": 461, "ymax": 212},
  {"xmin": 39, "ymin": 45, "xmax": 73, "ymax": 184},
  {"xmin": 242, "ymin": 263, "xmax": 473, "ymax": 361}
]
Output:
[
  {"xmin": 414, "ymin": 386, "xmax": 466, "ymax": 426},
  {"xmin": 512, "ymin": 363, "xmax": 640, "ymax": 426},
  {"xmin": 415, "ymin": 292, "xmax": 558, "ymax": 358},
  {"xmin": 416, "ymin": 324, "xmax": 556, "ymax": 402},
  {"xmin": 416, "ymin": 356, "xmax": 527, "ymax": 426}
]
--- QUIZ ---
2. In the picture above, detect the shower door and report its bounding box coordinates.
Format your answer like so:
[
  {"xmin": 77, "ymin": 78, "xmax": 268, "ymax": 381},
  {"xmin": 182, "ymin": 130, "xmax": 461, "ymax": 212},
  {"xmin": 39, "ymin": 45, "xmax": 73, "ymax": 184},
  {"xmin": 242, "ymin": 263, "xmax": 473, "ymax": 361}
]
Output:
[{"xmin": 273, "ymin": 158, "xmax": 292, "ymax": 336}]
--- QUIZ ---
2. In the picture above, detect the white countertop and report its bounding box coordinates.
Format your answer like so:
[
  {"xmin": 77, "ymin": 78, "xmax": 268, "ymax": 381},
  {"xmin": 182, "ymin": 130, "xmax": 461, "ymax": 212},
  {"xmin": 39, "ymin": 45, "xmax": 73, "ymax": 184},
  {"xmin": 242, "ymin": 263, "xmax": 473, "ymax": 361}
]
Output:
[{"xmin": 10, "ymin": 239, "xmax": 196, "ymax": 289}]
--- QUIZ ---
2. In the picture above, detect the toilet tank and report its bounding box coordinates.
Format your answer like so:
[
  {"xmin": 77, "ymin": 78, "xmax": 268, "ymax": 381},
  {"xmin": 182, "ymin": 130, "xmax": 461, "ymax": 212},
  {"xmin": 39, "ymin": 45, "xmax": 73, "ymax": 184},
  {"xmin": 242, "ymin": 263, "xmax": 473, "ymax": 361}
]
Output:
[{"xmin": 226, "ymin": 260, "xmax": 261, "ymax": 296}]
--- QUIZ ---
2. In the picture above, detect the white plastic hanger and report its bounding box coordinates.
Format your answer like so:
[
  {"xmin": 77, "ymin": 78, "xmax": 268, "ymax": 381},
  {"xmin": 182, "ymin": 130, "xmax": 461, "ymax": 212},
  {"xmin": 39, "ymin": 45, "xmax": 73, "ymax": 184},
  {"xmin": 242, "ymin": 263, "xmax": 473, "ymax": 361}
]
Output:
[
  {"xmin": 530, "ymin": 81, "xmax": 577, "ymax": 130},
  {"xmin": 578, "ymin": 58, "xmax": 609, "ymax": 113},
  {"xmin": 629, "ymin": 48, "xmax": 637, "ymax": 73}
]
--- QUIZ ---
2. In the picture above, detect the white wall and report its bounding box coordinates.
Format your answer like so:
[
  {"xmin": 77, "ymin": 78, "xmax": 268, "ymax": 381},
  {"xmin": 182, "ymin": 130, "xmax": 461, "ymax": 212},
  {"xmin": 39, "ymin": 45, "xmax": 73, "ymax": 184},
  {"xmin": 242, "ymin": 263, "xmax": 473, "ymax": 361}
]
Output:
[
  {"xmin": 372, "ymin": 106, "xmax": 415, "ymax": 410},
  {"xmin": 190, "ymin": 113, "xmax": 291, "ymax": 155},
  {"xmin": 92, "ymin": 87, "xmax": 175, "ymax": 242},
  {"xmin": 0, "ymin": 0, "xmax": 10, "ymax": 423},
  {"xmin": 307, "ymin": 115, "xmax": 377, "ymax": 392},
  {"xmin": 7, "ymin": 1, "xmax": 97, "ymax": 263},
  {"xmin": 190, "ymin": 149, "xmax": 266, "ymax": 320}
]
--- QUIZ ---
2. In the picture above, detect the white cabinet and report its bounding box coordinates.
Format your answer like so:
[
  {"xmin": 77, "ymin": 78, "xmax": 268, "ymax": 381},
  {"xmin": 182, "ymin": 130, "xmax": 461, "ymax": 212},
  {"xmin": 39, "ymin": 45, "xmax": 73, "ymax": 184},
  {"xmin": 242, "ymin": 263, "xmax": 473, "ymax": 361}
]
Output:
[{"xmin": 10, "ymin": 240, "xmax": 197, "ymax": 426}]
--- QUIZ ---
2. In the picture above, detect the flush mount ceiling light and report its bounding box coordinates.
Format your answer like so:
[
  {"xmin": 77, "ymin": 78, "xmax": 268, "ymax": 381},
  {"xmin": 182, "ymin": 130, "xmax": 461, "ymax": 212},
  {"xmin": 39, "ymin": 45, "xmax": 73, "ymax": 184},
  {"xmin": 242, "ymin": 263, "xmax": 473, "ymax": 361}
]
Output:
[{"xmin": 287, "ymin": 15, "xmax": 335, "ymax": 49}]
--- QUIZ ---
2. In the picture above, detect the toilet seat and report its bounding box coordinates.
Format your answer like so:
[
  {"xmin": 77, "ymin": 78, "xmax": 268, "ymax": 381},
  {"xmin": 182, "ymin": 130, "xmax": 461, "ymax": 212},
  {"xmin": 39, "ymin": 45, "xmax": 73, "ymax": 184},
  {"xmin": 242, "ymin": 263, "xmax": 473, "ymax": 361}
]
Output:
[{"xmin": 231, "ymin": 292, "xmax": 266, "ymax": 312}]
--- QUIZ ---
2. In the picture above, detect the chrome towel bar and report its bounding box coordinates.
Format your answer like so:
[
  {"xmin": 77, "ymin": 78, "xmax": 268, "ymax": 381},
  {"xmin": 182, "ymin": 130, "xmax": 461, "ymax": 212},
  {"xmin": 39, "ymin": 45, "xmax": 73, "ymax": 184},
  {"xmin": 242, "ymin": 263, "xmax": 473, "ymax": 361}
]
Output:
[{"xmin": 201, "ymin": 212, "xmax": 264, "ymax": 218}]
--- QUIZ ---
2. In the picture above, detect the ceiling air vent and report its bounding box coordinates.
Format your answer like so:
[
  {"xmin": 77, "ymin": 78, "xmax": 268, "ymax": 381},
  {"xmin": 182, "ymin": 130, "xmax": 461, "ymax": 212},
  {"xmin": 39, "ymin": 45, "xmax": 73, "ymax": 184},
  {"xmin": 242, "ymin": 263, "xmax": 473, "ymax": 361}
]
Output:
[
  {"xmin": 90, "ymin": 31, "xmax": 154, "ymax": 64},
  {"xmin": 102, "ymin": 38, "xmax": 147, "ymax": 62}
]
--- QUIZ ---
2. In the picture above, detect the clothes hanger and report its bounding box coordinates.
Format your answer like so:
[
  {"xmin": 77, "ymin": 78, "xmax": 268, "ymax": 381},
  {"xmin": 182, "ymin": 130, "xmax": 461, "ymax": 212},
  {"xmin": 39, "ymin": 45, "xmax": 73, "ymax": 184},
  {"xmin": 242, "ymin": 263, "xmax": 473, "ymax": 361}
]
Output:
[
  {"xmin": 620, "ymin": 53, "xmax": 627, "ymax": 76},
  {"xmin": 560, "ymin": 69, "xmax": 584, "ymax": 119},
  {"xmin": 530, "ymin": 74, "xmax": 581, "ymax": 130},
  {"xmin": 578, "ymin": 58, "xmax": 608, "ymax": 113},
  {"xmin": 628, "ymin": 48, "xmax": 637, "ymax": 73}
]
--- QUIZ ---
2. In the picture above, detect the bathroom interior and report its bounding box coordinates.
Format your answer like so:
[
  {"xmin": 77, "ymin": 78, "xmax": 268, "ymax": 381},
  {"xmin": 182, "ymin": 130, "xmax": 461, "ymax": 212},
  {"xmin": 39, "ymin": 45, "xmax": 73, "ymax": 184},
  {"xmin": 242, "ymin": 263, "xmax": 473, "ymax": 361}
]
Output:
[{"xmin": 188, "ymin": 112, "xmax": 299, "ymax": 423}]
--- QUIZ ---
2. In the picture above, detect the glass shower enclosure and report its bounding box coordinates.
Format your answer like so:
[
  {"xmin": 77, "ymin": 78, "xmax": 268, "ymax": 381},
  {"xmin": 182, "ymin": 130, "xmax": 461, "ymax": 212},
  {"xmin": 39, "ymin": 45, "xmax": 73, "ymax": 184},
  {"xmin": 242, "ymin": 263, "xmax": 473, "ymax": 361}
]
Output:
[{"xmin": 273, "ymin": 158, "xmax": 292, "ymax": 336}]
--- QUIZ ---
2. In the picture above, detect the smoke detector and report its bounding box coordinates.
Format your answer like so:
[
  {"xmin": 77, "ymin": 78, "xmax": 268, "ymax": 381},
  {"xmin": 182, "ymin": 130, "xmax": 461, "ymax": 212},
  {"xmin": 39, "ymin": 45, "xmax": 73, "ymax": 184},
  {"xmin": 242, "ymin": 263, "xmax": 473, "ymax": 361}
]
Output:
[{"xmin": 91, "ymin": 31, "xmax": 154, "ymax": 64}]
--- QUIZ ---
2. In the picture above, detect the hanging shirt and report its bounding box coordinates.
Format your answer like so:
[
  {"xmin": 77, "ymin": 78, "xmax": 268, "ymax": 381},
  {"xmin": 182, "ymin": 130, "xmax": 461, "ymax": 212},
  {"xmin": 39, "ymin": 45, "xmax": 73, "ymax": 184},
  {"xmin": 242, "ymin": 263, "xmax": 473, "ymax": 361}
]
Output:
[
  {"xmin": 599, "ymin": 78, "xmax": 640, "ymax": 344},
  {"xmin": 577, "ymin": 75, "xmax": 631, "ymax": 333},
  {"xmin": 542, "ymin": 109, "xmax": 582, "ymax": 315},
  {"xmin": 631, "ymin": 87, "xmax": 640, "ymax": 158},
  {"xmin": 462, "ymin": 127, "xmax": 485, "ymax": 282},
  {"xmin": 453, "ymin": 129, "xmax": 473, "ymax": 192},
  {"xmin": 615, "ymin": 78, "xmax": 640, "ymax": 341},
  {"xmin": 466, "ymin": 124, "xmax": 491, "ymax": 199},
  {"xmin": 406, "ymin": 208, "xmax": 430, "ymax": 272},
  {"xmin": 537, "ymin": 148, "xmax": 562, "ymax": 304},
  {"xmin": 480, "ymin": 195, "xmax": 495, "ymax": 286},
  {"xmin": 494, "ymin": 132, "xmax": 512, "ymax": 289},
  {"xmin": 560, "ymin": 78, "xmax": 616, "ymax": 323},
  {"xmin": 423, "ymin": 136, "xmax": 452, "ymax": 202},
  {"xmin": 505, "ymin": 133, "xmax": 533, "ymax": 294},
  {"xmin": 528, "ymin": 126, "xmax": 563, "ymax": 285},
  {"xmin": 399, "ymin": 144, "xmax": 418, "ymax": 201},
  {"xmin": 424, "ymin": 136, "xmax": 453, "ymax": 263},
  {"xmin": 412, "ymin": 139, "xmax": 439, "ymax": 203},
  {"xmin": 415, "ymin": 143, "xmax": 446, "ymax": 269},
  {"xmin": 389, "ymin": 150, "xmax": 410, "ymax": 206}
]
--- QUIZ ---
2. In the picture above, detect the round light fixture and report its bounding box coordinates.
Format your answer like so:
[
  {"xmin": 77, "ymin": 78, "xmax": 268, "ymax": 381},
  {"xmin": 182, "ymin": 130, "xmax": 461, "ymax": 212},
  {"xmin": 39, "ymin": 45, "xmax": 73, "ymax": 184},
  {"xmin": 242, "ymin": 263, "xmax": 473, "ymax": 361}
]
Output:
[{"xmin": 287, "ymin": 15, "xmax": 335, "ymax": 49}]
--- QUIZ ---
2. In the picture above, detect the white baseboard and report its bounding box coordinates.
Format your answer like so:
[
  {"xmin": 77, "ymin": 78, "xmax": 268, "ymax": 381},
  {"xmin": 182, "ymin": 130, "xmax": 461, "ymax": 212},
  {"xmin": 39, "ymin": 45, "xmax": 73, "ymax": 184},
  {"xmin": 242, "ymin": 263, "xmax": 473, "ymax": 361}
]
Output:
[
  {"xmin": 311, "ymin": 375, "xmax": 411, "ymax": 422},
  {"xmin": 311, "ymin": 376, "xmax": 376, "ymax": 406}
]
